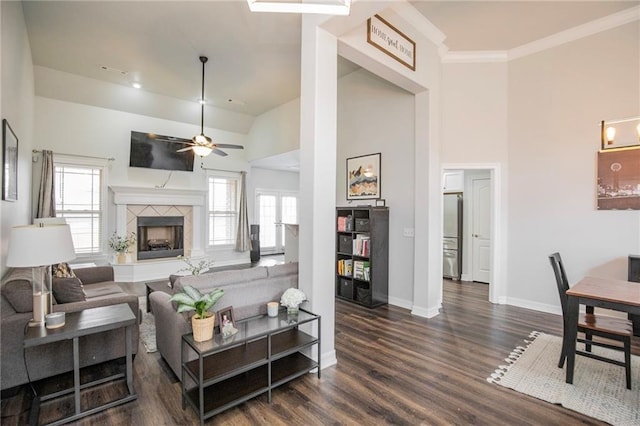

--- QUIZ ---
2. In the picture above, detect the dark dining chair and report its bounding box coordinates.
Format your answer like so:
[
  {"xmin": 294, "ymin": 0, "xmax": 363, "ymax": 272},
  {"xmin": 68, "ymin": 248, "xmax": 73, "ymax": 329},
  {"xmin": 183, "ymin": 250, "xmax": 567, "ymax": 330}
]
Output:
[{"xmin": 549, "ymin": 252, "xmax": 633, "ymax": 389}]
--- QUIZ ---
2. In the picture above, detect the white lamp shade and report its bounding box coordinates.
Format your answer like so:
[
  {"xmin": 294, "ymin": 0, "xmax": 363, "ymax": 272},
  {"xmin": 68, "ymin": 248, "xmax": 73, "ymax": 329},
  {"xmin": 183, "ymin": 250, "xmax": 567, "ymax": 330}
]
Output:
[
  {"xmin": 6, "ymin": 224, "xmax": 76, "ymax": 267},
  {"xmin": 192, "ymin": 144, "xmax": 213, "ymax": 157}
]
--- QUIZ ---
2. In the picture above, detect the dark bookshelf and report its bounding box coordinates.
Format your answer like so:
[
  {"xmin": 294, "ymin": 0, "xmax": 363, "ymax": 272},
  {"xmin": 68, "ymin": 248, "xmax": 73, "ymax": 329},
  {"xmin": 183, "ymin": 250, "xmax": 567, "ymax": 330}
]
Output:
[{"xmin": 336, "ymin": 206, "xmax": 389, "ymax": 307}]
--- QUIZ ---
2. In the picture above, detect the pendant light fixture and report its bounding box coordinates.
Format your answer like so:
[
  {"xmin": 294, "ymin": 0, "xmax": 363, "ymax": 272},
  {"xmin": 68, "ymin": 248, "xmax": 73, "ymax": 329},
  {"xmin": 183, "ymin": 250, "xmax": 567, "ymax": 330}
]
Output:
[{"xmin": 192, "ymin": 56, "xmax": 213, "ymax": 157}]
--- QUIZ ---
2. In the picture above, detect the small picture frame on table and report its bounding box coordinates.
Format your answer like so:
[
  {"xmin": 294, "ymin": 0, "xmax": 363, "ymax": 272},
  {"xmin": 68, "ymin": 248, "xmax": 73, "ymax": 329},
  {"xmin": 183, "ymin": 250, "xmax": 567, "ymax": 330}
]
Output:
[{"xmin": 217, "ymin": 306, "xmax": 235, "ymax": 330}]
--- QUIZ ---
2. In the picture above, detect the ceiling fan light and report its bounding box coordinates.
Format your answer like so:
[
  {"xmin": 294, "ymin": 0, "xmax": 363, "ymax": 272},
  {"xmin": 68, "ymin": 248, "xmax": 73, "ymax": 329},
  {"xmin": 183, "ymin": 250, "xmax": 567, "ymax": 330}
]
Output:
[
  {"xmin": 193, "ymin": 145, "xmax": 213, "ymax": 157},
  {"xmin": 193, "ymin": 134, "xmax": 210, "ymax": 144}
]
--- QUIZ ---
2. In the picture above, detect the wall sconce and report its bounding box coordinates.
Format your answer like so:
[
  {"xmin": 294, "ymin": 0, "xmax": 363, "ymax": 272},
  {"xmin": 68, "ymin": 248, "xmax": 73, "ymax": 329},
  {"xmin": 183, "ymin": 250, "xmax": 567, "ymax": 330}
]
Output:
[{"xmin": 600, "ymin": 116, "xmax": 640, "ymax": 151}]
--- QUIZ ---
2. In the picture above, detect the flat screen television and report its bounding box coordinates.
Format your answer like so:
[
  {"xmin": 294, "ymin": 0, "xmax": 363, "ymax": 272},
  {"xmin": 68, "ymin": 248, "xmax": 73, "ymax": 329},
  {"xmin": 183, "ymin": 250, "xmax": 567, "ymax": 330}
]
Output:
[{"xmin": 129, "ymin": 131, "xmax": 195, "ymax": 172}]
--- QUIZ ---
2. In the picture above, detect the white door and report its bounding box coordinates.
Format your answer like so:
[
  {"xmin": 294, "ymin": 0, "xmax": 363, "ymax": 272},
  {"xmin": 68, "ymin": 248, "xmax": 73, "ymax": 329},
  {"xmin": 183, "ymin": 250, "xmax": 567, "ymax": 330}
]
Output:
[
  {"xmin": 256, "ymin": 191, "xmax": 297, "ymax": 254},
  {"xmin": 472, "ymin": 178, "xmax": 491, "ymax": 283}
]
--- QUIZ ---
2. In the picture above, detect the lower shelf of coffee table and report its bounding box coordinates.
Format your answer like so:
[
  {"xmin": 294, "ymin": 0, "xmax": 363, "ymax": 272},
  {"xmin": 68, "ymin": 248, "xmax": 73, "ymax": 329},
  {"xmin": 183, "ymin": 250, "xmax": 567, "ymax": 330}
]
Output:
[{"xmin": 184, "ymin": 352, "xmax": 317, "ymax": 418}]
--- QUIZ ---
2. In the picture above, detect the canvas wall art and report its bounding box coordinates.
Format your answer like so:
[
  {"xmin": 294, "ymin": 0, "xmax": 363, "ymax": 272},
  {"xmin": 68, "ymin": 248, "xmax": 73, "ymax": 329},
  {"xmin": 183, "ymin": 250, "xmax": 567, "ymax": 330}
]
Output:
[{"xmin": 347, "ymin": 153, "xmax": 381, "ymax": 200}]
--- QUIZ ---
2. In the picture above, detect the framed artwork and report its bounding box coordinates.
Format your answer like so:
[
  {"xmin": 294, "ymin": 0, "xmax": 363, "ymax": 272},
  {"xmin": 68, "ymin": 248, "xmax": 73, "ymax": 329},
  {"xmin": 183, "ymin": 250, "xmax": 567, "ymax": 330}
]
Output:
[
  {"xmin": 217, "ymin": 306, "xmax": 235, "ymax": 330},
  {"xmin": 597, "ymin": 146, "xmax": 640, "ymax": 210},
  {"xmin": 347, "ymin": 153, "xmax": 381, "ymax": 200},
  {"xmin": 2, "ymin": 119, "xmax": 18, "ymax": 202}
]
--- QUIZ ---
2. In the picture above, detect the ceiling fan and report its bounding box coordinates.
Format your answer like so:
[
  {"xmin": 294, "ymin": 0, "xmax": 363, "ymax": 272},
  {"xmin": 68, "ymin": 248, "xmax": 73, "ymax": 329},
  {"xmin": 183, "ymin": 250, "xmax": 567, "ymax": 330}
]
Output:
[{"xmin": 175, "ymin": 56, "xmax": 244, "ymax": 157}]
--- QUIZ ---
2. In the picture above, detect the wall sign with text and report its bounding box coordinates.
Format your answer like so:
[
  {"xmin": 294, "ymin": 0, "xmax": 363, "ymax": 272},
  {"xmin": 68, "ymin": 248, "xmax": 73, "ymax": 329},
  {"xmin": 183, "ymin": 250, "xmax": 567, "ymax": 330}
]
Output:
[{"xmin": 367, "ymin": 14, "xmax": 416, "ymax": 71}]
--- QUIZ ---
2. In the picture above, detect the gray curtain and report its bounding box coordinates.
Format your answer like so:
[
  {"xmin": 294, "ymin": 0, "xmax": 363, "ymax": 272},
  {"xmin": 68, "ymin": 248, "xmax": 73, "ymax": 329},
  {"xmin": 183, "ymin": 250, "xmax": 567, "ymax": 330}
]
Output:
[
  {"xmin": 36, "ymin": 150, "xmax": 56, "ymax": 218},
  {"xmin": 235, "ymin": 172, "xmax": 251, "ymax": 252}
]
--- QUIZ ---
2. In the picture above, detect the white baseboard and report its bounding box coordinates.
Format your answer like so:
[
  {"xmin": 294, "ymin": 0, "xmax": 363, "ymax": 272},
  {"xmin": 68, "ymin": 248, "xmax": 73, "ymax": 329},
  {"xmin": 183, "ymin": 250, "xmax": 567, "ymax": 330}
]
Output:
[
  {"xmin": 504, "ymin": 297, "xmax": 561, "ymax": 316},
  {"xmin": 388, "ymin": 296, "xmax": 413, "ymax": 310},
  {"xmin": 320, "ymin": 350, "xmax": 337, "ymax": 369},
  {"xmin": 411, "ymin": 304, "xmax": 441, "ymax": 318}
]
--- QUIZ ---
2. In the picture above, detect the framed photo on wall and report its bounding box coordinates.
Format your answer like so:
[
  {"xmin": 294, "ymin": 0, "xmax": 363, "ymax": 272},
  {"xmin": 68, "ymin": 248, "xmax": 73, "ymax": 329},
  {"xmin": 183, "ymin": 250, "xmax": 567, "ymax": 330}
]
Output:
[
  {"xmin": 2, "ymin": 119, "xmax": 18, "ymax": 202},
  {"xmin": 347, "ymin": 153, "xmax": 381, "ymax": 200},
  {"xmin": 597, "ymin": 146, "xmax": 640, "ymax": 210}
]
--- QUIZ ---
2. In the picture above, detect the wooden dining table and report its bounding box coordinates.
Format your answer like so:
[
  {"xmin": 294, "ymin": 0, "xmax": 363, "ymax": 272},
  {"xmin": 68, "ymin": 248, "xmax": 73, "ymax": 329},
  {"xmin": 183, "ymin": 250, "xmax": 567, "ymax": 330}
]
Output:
[{"xmin": 564, "ymin": 276, "xmax": 640, "ymax": 384}]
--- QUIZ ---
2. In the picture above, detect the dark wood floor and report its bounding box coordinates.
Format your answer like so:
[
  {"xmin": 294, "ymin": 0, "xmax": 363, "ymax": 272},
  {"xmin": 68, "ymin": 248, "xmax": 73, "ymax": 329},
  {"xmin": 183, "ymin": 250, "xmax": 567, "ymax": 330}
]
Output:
[{"xmin": 3, "ymin": 279, "xmax": 638, "ymax": 425}]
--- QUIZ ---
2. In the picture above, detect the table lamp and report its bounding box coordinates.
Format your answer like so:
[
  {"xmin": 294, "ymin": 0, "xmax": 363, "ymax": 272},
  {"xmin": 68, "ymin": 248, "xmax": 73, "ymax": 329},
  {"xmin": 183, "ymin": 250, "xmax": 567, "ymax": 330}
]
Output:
[{"xmin": 6, "ymin": 223, "xmax": 76, "ymax": 327}]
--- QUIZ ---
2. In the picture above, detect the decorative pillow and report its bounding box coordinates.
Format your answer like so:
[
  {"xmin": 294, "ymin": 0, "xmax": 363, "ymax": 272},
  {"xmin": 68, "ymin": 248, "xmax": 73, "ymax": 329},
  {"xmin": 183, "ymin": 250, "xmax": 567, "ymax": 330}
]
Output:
[
  {"xmin": 52, "ymin": 263, "xmax": 76, "ymax": 278},
  {"xmin": 2, "ymin": 280, "xmax": 34, "ymax": 313},
  {"xmin": 52, "ymin": 277, "xmax": 87, "ymax": 304}
]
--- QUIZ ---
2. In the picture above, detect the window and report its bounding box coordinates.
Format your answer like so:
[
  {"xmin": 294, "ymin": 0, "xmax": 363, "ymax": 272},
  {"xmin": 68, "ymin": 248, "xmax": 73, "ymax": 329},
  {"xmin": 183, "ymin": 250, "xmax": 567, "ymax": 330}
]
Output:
[
  {"xmin": 207, "ymin": 175, "xmax": 239, "ymax": 246},
  {"xmin": 54, "ymin": 155, "xmax": 108, "ymax": 255}
]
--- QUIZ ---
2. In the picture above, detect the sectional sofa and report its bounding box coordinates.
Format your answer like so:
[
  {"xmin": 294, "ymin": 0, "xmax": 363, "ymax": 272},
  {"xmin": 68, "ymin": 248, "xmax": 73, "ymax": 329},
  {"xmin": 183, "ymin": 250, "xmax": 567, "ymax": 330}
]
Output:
[{"xmin": 149, "ymin": 262, "xmax": 298, "ymax": 378}]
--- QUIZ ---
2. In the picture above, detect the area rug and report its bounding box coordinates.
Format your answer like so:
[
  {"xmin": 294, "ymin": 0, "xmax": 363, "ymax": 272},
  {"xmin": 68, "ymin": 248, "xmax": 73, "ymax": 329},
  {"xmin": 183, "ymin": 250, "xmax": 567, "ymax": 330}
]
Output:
[
  {"xmin": 487, "ymin": 331, "xmax": 639, "ymax": 426},
  {"xmin": 139, "ymin": 312, "xmax": 157, "ymax": 353}
]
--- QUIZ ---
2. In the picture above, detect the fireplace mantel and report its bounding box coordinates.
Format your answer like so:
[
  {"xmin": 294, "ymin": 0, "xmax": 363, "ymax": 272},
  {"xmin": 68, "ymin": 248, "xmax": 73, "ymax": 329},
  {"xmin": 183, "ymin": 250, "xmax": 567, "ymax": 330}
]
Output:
[
  {"xmin": 110, "ymin": 185, "xmax": 206, "ymax": 206},
  {"xmin": 109, "ymin": 185, "xmax": 207, "ymax": 281}
]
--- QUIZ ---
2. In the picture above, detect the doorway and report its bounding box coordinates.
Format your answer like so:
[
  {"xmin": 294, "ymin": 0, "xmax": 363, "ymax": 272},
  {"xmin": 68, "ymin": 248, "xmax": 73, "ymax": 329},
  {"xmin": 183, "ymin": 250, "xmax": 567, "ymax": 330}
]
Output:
[
  {"xmin": 442, "ymin": 165, "xmax": 501, "ymax": 303},
  {"xmin": 255, "ymin": 190, "xmax": 298, "ymax": 254}
]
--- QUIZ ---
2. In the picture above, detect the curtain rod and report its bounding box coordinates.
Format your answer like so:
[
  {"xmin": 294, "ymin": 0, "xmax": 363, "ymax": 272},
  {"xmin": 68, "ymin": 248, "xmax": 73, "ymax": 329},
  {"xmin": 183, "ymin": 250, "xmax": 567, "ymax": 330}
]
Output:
[
  {"xmin": 200, "ymin": 163, "xmax": 246, "ymax": 174},
  {"xmin": 32, "ymin": 149, "xmax": 115, "ymax": 161}
]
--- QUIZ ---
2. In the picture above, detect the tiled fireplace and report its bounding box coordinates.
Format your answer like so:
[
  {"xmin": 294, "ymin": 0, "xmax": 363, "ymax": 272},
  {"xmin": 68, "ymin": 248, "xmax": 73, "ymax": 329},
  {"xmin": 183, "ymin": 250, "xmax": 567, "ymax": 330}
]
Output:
[{"xmin": 110, "ymin": 186, "xmax": 207, "ymax": 281}]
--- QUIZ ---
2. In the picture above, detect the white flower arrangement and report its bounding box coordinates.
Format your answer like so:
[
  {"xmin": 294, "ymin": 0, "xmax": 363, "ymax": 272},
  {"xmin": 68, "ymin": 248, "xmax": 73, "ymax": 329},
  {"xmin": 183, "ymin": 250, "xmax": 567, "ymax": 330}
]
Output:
[
  {"xmin": 108, "ymin": 232, "xmax": 137, "ymax": 254},
  {"xmin": 280, "ymin": 288, "xmax": 307, "ymax": 308},
  {"xmin": 176, "ymin": 255, "xmax": 215, "ymax": 276}
]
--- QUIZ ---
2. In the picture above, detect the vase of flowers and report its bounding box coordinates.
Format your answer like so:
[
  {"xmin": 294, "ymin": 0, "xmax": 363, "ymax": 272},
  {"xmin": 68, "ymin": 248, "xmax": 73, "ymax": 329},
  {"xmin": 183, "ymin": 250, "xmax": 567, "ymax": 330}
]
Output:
[
  {"xmin": 108, "ymin": 232, "xmax": 137, "ymax": 263},
  {"xmin": 280, "ymin": 288, "xmax": 307, "ymax": 316},
  {"xmin": 176, "ymin": 255, "xmax": 216, "ymax": 275}
]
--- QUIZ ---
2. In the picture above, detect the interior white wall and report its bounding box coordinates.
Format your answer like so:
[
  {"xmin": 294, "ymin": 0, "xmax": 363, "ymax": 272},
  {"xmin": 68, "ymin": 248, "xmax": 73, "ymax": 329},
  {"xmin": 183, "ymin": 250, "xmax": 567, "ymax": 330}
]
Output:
[
  {"xmin": 441, "ymin": 63, "xmax": 508, "ymax": 164},
  {"xmin": 246, "ymin": 98, "xmax": 300, "ymax": 162},
  {"xmin": 336, "ymin": 68, "xmax": 415, "ymax": 308},
  {"xmin": 1, "ymin": 2, "xmax": 35, "ymax": 277},
  {"xmin": 507, "ymin": 21, "xmax": 640, "ymax": 313}
]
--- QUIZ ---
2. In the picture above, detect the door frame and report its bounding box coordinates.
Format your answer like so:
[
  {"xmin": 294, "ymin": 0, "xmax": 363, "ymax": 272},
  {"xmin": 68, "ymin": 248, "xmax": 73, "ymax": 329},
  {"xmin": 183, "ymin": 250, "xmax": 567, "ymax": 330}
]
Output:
[
  {"xmin": 442, "ymin": 163, "xmax": 504, "ymax": 304},
  {"xmin": 254, "ymin": 189, "xmax": 299, "ymax": 254}
]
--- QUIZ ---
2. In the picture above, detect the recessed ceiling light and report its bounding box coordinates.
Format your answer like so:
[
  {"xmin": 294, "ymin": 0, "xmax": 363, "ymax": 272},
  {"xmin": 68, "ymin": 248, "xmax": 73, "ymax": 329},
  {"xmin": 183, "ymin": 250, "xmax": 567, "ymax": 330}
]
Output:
[
  {"xmin": 99, "ymin": 65, "xmax": 128, "ymax": 75},
  {"xmin": 132, "ymin": 82, "xmax": 142, "ymax": 89},
  {"xmin": 227, "ymin": 98, "xmax": 246, "ymax": 106}
]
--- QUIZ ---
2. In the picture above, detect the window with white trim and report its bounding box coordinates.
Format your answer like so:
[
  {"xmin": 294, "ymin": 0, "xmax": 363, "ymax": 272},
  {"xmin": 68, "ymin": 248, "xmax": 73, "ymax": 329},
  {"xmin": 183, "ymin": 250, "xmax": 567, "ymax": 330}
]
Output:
[
  {"xmin": 207, "ymin": 174, "xmax": 240, "ymax": 246},
  {"xmin": 54, "ymin": 156, "xmax": 108, "ymax": 255}
]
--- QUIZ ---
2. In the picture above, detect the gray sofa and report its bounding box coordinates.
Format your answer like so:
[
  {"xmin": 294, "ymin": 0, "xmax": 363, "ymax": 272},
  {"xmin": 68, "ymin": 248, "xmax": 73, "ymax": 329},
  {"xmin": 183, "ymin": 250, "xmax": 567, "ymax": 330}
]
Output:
[
  {"xmin": 150, "ymin": 262, "xmax": 298, "ymax": 378},
  {"xmin": 1, "ymin": 266, "xmax": 139, "ymax": 391}
]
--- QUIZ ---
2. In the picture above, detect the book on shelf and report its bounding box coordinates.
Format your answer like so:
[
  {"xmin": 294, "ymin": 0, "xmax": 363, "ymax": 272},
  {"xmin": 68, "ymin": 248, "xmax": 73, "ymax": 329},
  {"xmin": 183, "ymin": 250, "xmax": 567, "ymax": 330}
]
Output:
[
  {"xmin": 337, "ymin": 259, "xmax": 353, "ymax": 276},
  {"xmin": 352, "ymin": 234, "xmax": 370, "ymax": 257},
  {"xmin": 353, "ymin": 260, "xmax": 370, "ymax": 280},
  {"xmin": 337, "ymin": 215, "xmax": 353, "ymax": 232}
]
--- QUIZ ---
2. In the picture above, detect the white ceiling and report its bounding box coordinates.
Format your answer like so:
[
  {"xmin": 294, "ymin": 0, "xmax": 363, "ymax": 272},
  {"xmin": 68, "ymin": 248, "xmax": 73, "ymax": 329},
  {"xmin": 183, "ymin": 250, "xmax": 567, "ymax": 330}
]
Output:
[
  {"xmin": 22, "ymin": 1, "xmax": 638, "ymax": 117},
  {"xmin": 19, "ymin": 0, "xmax": 639, "ymax": 169}
]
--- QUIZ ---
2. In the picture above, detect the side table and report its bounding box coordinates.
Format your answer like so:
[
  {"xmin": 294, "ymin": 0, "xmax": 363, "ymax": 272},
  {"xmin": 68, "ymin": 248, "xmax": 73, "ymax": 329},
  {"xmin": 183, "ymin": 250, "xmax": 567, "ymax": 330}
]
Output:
[
  {"xmin": 23, "ymin": 303, "xmax": 137, "ymax": 426},
  {"xmin": 181, "ymin": 308, "xmax": 320, "ymax": 425}
]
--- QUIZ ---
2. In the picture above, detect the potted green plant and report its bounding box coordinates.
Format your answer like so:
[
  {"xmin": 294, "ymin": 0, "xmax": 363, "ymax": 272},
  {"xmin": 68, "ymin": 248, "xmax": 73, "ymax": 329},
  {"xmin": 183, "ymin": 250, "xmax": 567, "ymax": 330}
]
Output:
[
  {"xmin": 169, "ymin": 285, "xmax": 224, "ymax": 342},
  {"xmin": 108, "ymin": 232, "xmax": 137, "ymax": 263}
]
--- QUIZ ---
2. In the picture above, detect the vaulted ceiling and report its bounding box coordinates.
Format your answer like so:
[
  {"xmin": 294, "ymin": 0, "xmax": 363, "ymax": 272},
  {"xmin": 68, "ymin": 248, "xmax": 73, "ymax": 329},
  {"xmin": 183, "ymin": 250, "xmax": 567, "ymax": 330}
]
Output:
[{"xmin": 22, "ymin": 1, "xmax": 639, "ymax": 120}]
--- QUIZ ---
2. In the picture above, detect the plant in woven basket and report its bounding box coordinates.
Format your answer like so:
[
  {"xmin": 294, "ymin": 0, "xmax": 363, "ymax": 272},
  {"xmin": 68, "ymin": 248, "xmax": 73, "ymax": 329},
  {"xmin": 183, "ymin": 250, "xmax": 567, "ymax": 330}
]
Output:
[{"xmin": 169, "ymin": 285, "xmax": 224, "ymax": 319}]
